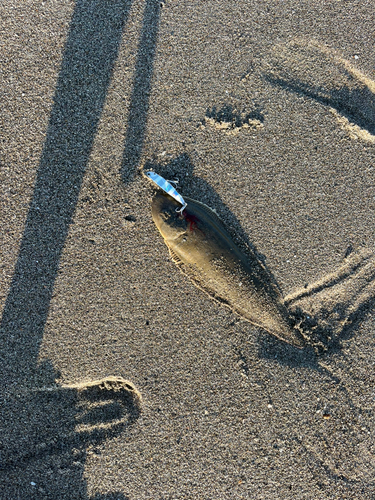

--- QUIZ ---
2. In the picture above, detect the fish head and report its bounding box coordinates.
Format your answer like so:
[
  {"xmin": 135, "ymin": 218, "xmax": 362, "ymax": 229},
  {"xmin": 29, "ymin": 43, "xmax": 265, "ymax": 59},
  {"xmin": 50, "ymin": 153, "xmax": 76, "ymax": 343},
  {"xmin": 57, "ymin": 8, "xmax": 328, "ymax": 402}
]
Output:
[{"xmin": 151, "ymin": 192, "xmax": 188, "ymax": 242}]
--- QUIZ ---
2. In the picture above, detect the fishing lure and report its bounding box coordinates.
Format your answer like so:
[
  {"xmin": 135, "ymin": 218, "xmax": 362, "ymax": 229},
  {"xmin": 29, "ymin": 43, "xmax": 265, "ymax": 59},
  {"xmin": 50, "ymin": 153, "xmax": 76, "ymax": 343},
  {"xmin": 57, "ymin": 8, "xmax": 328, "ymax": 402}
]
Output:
[{"xmin": 146, "ymin": 171, "xmax": 187, "ymax": 213}]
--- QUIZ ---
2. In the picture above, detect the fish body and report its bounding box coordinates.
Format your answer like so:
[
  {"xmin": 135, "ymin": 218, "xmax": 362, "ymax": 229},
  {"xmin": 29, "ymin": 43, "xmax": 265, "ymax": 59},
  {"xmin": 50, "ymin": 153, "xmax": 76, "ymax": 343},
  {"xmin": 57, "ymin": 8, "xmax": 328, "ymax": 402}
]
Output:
[{"xmin": 151, "ymin": 191, "xmax": 304, "ymax": 348}]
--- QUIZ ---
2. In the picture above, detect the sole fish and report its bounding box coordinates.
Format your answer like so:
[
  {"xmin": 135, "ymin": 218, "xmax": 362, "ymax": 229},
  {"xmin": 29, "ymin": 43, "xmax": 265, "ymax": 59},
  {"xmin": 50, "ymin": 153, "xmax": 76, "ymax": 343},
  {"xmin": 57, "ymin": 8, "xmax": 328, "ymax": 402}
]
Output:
[{"xmin": 151, "ymin": 192, "xmax": 305, "ymax": 348}]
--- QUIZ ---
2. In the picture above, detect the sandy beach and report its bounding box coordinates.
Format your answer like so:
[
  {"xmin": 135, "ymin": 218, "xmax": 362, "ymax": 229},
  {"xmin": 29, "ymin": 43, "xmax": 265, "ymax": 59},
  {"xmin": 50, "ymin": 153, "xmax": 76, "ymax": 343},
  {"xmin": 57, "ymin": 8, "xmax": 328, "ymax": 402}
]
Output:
[{"xmin": 1, "ymin": 1, "xmax": 375, "ymax": 498}]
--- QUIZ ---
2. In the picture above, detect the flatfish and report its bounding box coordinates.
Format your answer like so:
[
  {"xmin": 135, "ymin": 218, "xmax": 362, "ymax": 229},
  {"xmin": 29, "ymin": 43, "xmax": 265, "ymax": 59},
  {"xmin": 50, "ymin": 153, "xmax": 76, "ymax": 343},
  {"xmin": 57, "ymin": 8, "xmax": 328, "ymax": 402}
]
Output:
[{"xmin": 151, "ymin": 191, "xmax": 305, "ymax": 348}]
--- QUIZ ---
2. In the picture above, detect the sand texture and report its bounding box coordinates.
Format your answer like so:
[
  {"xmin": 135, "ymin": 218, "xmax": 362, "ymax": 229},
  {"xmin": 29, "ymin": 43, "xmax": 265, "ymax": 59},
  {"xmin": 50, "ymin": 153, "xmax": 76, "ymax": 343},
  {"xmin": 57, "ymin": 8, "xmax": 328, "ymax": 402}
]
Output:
[{"xmin": 1, "ymin": 1, "xmax": 375, "ymax": 498}]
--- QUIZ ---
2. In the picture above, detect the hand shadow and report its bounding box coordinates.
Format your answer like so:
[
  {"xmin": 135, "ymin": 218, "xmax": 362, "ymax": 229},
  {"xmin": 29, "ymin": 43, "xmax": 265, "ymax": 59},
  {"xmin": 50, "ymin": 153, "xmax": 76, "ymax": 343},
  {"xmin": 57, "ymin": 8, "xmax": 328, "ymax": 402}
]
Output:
[{"xmin": 0, "ymin": 360, "xmax": 140, "ymax": 500}]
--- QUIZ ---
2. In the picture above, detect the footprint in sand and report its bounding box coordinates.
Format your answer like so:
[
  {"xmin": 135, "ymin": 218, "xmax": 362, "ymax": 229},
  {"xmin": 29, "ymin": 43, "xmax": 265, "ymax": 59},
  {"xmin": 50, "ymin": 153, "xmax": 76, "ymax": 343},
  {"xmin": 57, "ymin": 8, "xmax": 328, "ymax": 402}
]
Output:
[
  {"xmin": 34, "ymin": 377, "xmax": 141, "ymax": 449},
  {"xmin": 2, "ymin": 377, "xmax": 141, "ymax": 473},
  {"xmin": 58, "ymin": 377, "xmax": 143, "ymax": 439},
  {"xmin": 202, "ymin": 104, "xmax": 264, "ymax": 135},
  {"xmin": 262, "ymin": 38, "xmax": 375, "ymax": 143}
]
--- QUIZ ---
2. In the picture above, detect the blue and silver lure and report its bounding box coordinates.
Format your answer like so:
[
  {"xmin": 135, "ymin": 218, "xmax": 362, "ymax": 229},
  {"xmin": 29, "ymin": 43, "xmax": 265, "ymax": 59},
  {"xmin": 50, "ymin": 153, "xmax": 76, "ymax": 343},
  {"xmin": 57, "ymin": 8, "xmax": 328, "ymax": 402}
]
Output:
[{"xmin": 146, "ymin": 171, "xmax": 187, "ymax": 213}]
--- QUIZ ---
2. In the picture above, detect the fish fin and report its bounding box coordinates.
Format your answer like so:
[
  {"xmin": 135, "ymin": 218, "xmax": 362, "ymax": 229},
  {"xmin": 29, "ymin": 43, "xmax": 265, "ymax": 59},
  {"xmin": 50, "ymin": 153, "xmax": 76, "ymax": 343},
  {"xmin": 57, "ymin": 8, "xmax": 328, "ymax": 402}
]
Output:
[
  {"xmin": 168, "ymin": 249, "xmax": 205, "ymax": 292},
  {"xmin": 168, "ymin": 247, "xmax": 184, "ymax": 265},
  {"xmin": 180, "ymin": 268, "xmax": 234, "ymax": 314}
]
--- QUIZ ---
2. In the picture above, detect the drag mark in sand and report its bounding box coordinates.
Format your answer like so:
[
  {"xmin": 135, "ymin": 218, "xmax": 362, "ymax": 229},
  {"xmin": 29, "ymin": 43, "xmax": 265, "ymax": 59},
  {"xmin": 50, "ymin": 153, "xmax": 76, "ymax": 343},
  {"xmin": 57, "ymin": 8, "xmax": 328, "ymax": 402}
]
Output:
[
  {"xmin": 262, "ymin": 38, "xmax": 375, "ymax": 143},
  {"xmin": 285, "ymin": 247, "xmax": 375, "ymax": 350}
]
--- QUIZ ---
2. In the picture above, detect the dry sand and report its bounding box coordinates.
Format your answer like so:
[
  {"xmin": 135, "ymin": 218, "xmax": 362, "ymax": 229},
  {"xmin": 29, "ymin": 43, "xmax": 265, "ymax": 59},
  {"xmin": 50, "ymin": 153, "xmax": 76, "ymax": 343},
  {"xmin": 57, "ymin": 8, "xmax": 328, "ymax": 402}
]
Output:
[{"xmin": 1, "ymin": 0, "xmax": 375, "ymax": 498}]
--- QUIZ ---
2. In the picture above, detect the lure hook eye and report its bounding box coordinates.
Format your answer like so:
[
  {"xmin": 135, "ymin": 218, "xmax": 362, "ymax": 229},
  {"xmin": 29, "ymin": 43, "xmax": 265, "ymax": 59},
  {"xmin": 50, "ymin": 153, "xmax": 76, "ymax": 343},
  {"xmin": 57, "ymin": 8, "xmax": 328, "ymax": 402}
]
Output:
[{"xmin": 175, "ymin": 203, "xmax": 187, "ymax": 214}]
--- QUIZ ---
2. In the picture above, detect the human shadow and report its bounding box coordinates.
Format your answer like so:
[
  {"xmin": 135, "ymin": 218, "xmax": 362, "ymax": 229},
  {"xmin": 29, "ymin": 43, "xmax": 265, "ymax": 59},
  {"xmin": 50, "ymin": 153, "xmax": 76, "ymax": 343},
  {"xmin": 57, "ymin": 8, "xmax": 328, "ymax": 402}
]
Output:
[
  {"xmin": 1, "ymin": 0, "xmax": 132, "ymax": 392},
  {"xmin": 0, "ymin": 0, "xmax": 148, "ymax": 498}
]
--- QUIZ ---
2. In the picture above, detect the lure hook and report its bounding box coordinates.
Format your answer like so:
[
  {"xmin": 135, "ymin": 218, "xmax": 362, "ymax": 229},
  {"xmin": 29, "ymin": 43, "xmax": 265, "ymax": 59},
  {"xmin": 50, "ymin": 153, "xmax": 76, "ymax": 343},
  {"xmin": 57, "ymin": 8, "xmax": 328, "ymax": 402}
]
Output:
[{"xmin": 167, "ymin": 179, "xmax": 179, "ymax": 188}]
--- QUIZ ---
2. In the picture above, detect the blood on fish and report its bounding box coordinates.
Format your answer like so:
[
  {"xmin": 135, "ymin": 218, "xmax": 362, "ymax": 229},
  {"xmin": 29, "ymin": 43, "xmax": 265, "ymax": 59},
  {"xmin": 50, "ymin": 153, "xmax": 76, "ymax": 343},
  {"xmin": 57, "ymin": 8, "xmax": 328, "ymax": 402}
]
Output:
[{"xmin": 183, "ymin": 211, "xmax": 201, "ymax": 232}]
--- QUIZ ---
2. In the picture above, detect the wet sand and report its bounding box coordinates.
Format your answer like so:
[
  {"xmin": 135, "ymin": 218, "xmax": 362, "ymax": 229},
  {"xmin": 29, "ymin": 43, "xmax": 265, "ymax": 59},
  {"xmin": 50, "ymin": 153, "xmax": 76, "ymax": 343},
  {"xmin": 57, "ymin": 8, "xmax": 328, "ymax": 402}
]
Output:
[{"xmin": 1, "ymin": 1, "xmax": 375, "ymax": 498}]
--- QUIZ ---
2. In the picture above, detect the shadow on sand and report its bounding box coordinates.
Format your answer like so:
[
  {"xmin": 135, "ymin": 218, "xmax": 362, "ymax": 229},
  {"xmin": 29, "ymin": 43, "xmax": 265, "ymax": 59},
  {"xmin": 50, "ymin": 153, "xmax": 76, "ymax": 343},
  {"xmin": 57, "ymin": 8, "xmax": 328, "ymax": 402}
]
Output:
[
  {"xmin": 262, "ymin": 39, "xmax": 375, "ymax": 140},
  {"xmin": 144, "ymin": 154, "xmax": 375, "ymax": 365},
  {"xmin": 0, "ymin": 0, "xmax": 160, "ymax": 497}
]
